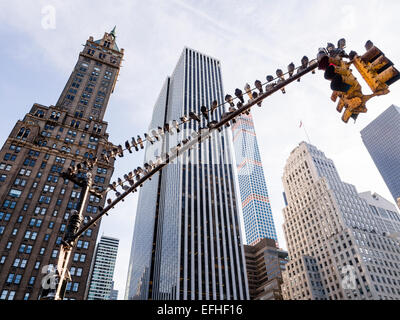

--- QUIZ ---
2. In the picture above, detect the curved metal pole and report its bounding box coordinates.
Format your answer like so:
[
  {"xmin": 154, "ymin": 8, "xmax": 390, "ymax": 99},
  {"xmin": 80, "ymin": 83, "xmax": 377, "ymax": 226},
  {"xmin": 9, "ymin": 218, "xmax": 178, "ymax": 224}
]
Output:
[{"xmin": 42, "ymin": 59, "xmax": 318, "ymax": 300}]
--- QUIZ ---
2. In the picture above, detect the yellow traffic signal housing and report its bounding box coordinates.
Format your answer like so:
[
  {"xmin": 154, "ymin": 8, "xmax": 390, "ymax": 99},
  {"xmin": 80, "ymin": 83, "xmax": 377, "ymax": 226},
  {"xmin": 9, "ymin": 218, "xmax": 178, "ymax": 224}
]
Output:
[
  {"xmin": 352, "ymin": 44, "xmax": 400, "ymax": 94},
  {"xmin": 327, "ymin": 59, "xmax": 368, "ymax": 123},
  {"xmin": 318, "ymin": 41, "xmax": 399, "ymax": 123}
]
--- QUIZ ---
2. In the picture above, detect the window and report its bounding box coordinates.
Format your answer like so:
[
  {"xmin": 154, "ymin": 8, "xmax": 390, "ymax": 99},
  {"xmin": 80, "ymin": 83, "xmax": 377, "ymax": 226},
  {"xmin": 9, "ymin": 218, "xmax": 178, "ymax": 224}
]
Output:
[
  {"xmin": 9, "ymin": 188, "xmax": 22, "ymax": 198},
  {"xmin": 0, "ymin": 290, "xmax": 8, "ymax": 300},
  {"xmin": 72, "ymin": 283, "xmax": 79, "ymax": 292},
  {"xmin": 34, "ymin": 261, "xmax": 40, "ymax": 270},
  {"xmin": 4, "ymin": 153, "xmax": 17, "ymax": 161},
  {"xmin": 14, "ymin": 274, "xmax": 22, "ymax": 284},
  {"xmin": 28, "ymin": 277, "xmax": 35, "ymax": 285},
  {"xmin": 51, "ymin": 250, "xmax": 58, "ymax": 258},
  {"xmin": 23, "ymin": 293, "xmax": 30, "ymax": 300},
  {"xmin": 0, "ymin": 163, "xmax": 12, "ymax": 171},
  {"xmin": 23, "ymin": 158, "xmax": 36, "ymax": 167},
  {"xmin": 20, "ymin": 259, "xmax": 27, "ymax": 269},
  {"xmin": 3, "ymin": 200, "xmax": 11, "ymax": 208},
  {"xmin": 13, "ymin": 258, "xmax": 20, "ymax": 267},
  {"xmin": 6, "ymin": 273, "xmax": 14, "ymax": 283}
]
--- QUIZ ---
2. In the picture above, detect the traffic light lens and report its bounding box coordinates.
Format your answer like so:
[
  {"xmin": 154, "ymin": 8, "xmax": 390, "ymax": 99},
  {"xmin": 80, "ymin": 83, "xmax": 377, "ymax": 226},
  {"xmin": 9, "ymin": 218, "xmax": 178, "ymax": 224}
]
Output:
[
  {"xmin": 324, "ymin": 65, "xmax": 336, "ymax": 80},
  {"xmin": 318, "ymin": 55, "xmax": 330, "ymax": 70},
  {"xmin": 331, "ymin": 74, "xmax": 351, "ymax": 93}
]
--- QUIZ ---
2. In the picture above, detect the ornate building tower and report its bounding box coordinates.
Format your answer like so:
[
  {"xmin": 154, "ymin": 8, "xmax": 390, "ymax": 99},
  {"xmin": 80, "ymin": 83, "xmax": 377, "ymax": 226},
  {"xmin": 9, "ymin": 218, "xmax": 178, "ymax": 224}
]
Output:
[{"xmin": 0, "ymin": 28, "xmax": 123, "ymax": 300}]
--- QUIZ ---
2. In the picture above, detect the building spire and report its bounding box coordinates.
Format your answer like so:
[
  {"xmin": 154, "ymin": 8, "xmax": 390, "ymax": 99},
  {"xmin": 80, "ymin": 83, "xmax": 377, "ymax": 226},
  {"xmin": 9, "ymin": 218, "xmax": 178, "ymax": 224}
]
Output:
[{"xmin": 110, "ymin": 25, "xmax": 116, "ymax": 39}]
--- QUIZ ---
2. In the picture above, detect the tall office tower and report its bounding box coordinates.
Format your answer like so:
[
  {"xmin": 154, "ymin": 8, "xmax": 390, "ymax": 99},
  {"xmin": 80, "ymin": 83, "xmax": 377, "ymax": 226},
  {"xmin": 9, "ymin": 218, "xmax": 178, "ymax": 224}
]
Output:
[
  {"xmin": 125, "ymin": 48, "xmax": 249, "ymax": 300},
  {"xmin": 281, "ymin": 142, "xmax": 400, "ymax": 300},
  {"xmin": 361, "ymin": 105, "xmax": 400, "ymax": 205},
  {"xmin": 358, "ymin": 192, "xmax": 400, "ymax": 237},
  {"xmin": 232, "ymin": 113, "xmax": 277, "ymax": 245},
  {"xmin": 0, "ymin": 29, "xmax": 123, "ymax": 300},
  {"xmin": 244, "ymin": 238, "xmax": 288, "ymax": 300},
  {"xmin": 86, "ymin": 236, "xmax": 119, "ymax": 300}
]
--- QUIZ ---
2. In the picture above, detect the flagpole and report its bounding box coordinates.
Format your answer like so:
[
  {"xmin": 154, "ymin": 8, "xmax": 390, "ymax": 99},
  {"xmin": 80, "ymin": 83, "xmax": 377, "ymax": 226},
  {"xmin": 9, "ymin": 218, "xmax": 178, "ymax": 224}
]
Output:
[{"xmin": 300, "ymin": 121, "xmax": 311, "ymax": 144}]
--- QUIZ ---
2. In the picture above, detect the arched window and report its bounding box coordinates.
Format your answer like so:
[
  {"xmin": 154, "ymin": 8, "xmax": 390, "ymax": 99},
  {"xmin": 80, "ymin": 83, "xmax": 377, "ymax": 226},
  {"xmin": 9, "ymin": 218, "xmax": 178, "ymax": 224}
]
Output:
[
  {"xmin": 22, "ymin": 129, "xmax": 30, "ymax": 140},
  {"xmin": 17, "ymin": 127, "xmax": 25, "ymax": 139}
]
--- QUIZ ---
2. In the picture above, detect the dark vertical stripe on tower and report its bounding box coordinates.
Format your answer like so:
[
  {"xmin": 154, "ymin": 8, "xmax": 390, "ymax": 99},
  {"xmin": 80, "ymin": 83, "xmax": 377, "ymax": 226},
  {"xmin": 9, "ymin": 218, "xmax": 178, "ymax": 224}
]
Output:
[{"xmin": 148, "ymin": 78, "xmax": 170, "ymax": 299}]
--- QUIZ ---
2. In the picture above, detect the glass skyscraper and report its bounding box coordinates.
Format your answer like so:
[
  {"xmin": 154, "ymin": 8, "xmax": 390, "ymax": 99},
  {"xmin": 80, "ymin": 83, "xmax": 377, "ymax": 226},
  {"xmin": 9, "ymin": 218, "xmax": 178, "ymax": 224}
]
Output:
[
  {"xmin": 86, "ymin": 236, "xmax": 119, "ymax": 300},
  {"xmin": 232, "ymin": 113, "xmax": 277, "ymax": 245},
  {"xmin": 125, "ymin": 48, "xmax": 249, "ymax": 300},
  {"xmin": 361, "ymin": 105, "xmax": 400, "ymax": 204}
]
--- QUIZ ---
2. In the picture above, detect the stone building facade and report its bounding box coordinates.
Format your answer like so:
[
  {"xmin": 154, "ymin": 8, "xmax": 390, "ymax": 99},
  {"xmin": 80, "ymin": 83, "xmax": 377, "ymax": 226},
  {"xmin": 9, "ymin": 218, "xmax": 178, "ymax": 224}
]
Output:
[
  {"xmin": 281, "ymin": 142, "xmax": 400, "ymax": 300},
  {"xmin": 0, "ymin": 28, "xmax": 123, "ymax": 300}
]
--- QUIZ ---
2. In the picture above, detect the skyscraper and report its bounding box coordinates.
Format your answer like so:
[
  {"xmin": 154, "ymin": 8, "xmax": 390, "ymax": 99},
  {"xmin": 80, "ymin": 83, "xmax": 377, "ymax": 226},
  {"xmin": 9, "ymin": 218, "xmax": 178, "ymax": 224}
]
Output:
[
  {"xmin": 0, "ymin": 29, "xmax": 122, "ymax": 300},
  {"xmin": 361, "ymin": 105, "xmax": 400, "ymax": 205},
  {"xmin": 358, "ymin": 191, "xmax": 400, "ymax": 237},
  {"xmin": 244, "ymin": 238, "xmax": 287, "ymax": 300},
  {"xmin": 86, "ymin": 236, "xmax": 119, "ymax": 300},
  {"xmin": 281, "ymin": 142, "xmax": 400, "ymax": 300},
  {"xmin": 232, "ymin": 113, "xmax": 277, "ymax": 245},
  {"xmin": 125, "ymin": 47, "xmax": 249, "ymax": 300}
]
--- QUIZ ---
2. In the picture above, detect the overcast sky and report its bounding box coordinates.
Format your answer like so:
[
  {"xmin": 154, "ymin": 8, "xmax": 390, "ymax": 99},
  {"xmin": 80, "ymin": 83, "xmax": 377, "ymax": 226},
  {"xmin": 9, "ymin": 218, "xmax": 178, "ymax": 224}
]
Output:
[{"xmin": 1, "ymin": 0, "xmax": 399, "ymax": 299}]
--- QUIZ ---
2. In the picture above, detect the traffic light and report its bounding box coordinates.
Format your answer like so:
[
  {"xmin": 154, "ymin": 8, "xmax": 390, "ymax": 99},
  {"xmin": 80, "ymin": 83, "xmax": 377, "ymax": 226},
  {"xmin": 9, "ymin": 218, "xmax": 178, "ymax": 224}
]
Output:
[
  {"xmin": 317, "ymin": 48, "xmax": 367, "ymax": 123},
  {"xmin": 318, "ymin": 49, "xmax": 360, "ymax": 95},
  {"xmin": 351, "ymin": 40, "xmax": 400, "ymax": 94}
]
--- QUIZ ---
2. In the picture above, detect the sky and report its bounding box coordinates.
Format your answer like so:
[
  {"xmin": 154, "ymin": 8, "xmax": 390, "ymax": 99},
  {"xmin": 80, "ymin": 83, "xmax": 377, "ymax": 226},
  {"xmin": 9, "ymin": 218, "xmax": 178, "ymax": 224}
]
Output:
[{"xmin": 1, "ymin": 0, "xmax": 400, "ymax": 299}]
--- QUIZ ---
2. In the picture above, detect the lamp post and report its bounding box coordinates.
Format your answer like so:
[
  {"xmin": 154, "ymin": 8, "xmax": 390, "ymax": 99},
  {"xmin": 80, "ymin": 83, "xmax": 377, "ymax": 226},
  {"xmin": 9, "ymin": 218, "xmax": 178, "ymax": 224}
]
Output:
[{"xmin": 40, "ymin": 170, "xmax": 95, "ymax": 300}]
